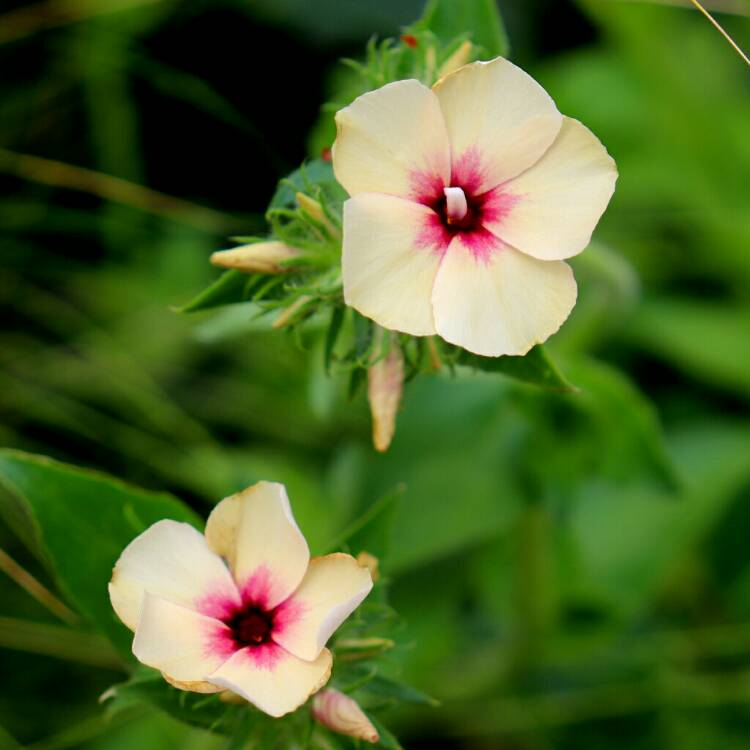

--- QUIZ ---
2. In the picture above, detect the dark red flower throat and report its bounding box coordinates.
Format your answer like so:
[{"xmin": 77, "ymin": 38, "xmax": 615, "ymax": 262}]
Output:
[{"xmin": 227, "ymin": 605, "xmax": 274, "ymax": 648}]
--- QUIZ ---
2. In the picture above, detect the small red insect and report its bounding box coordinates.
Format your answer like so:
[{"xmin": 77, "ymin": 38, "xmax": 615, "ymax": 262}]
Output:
[{"xmin": 400, "ymin": 34, "xmax": 418, "ymax": 48}]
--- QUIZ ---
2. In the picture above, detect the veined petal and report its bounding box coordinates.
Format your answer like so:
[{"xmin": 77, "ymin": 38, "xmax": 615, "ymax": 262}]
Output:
[
  {"xmin": 205, "ymin": 482, "xmax": 309, "ymax": 610},
  {"xmin": 109, "ymin": 520, "xmax": 241, "ymax": 631},
  {"xmin": 208, "ymin": 644, "xmax": 332, "ymax": 718},
  {"xmin": 433, "ymin": 58, "xmax": 562, "ymax": 193},
  {"xmin": 489, "ymin": 118, "xmax": 618, "ymax": 260},
  {"xmin": 332, "ymin": 79, "xmax": 450, "ymax": 199},
  {"xmin": 272, "ymin": 554, "xmax": 373, "ymax": 662},
  {"xmin": 431, "ymin": 237, "xmax": 577, "ymax": 356},
  {"xmin": 132, "ymin": 594, "xmax": 235, "ymax": 683},
  {"xmin": 342, "ymin": 193, "xmax": 445, "ymax": 336}
]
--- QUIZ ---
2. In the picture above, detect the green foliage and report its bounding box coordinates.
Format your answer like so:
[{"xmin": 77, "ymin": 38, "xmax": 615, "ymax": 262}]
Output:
[
  {"xmin": 418, "ymin": 0, "xmax": 510, "ymax": 58},
  {"xmin": 2, "ymin": 0, "xmax": 750, "ymax": 748},
  {"xmin": 0, "ymin": 450, "xmax": 199, "ymax": 654}
]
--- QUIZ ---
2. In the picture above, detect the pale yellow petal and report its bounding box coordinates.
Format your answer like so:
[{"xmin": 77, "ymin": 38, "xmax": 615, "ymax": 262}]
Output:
[
  {"xmin": 272, "ymin": 554, "xmax": 373, "ymax": 662},
  {"xmin": 109, "ymin": 520, "xmax": 240, "ymax": 631},
  {"xmin": 433, "ymin": 57, "xmax": 562, "ymax": 193},
  {"xmin": 342, "ymin": 193, "xmax": 444, "ymax": 336},
  {"xmin": 489, "ymin": 118, "xmax": 617, "ymax": 260},
  {"xmin": 205, "ymin": 482, "xmax": 309, "ymax": 610},
  {"xmin": 431, "ymin": 237, "xmax": 577, "ymax": 356},
  {"xmin": 333, "ymin": 79, "xmax": 450, "ymax": 199},
  {"xmin": 208, "ymin": 645, "xmax": 332, "ymax": 718},
  {"xmin": 132, "ymin": 594, "xmax": 234, "ymax": 684}
]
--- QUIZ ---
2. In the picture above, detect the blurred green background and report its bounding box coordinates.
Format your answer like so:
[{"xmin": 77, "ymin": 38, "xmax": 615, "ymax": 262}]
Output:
[{"xmin": 1, "ymin": 0, "xmax": 750, "ymax": 748}]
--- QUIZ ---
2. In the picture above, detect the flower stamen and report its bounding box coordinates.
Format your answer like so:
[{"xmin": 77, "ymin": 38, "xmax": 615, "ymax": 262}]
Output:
[{"xmin": 443, "ymin": 186, "xmax": 468, "ymax": 224}]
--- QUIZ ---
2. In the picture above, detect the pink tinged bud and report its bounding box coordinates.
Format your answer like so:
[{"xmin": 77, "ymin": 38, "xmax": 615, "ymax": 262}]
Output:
[
  {"xmin": 210, "ymin": 241, "xmax": 299, "ymax": 274},
  {"xmin": 443, "ymin": 186, "xmax": 468, "ymax": 224},
  {"xmin": 312, "ymin": 689, "xmax": 379, "ymax": 744},
  {"xmin": 367, "ymin": 334, "xmax": 404, "ymax": 453}
]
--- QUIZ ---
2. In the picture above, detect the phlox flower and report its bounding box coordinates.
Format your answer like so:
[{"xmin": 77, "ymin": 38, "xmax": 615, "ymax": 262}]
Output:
[
  {"xmin": 109, "ymin": 482, "xmax": 373, "ymax": 717},
  {"xmin": 332, "ymin": 57, "xmax": 617, "ymax": 357}
]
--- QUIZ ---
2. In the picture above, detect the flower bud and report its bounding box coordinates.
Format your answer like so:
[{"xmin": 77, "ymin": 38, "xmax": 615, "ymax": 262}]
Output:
[
  {"xmin": 437, "ymin": 40, "xmax": 473, "ymax": 80},
  {"xmin": 272, "ymin": 295, "xmax": 313, "ymax": 329},
  {"xmin": 368, "ymin": 334, "xmax": 404, "ymax": 453},
  {"xmin": 296, "ymin": 192, "xmax": 340, "ymax": 238},
  {"xmin": 312, "ymin": 689, "xmax": 379, "ymax": 744},
  {"xmin": 356, "ymin": 551, "xmax": 380, "ymax": 583},
  {"xmin": 210, "ymin": 241, "xmax": 298, "ymax": 274}
]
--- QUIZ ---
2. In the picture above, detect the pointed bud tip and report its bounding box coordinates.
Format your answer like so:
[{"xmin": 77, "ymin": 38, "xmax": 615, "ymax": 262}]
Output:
[
  {"xmin": 210, "ymin": 242, "xmax": 299, "ymax": 274},
  {"xmin": 312, "ymin": 690, "xmax": 380, "ymax": 743}
]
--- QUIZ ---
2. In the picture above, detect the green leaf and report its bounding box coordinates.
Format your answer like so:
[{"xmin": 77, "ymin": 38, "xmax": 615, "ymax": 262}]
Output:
[
  {"xmin": 324, "ymin": 305, "xmax": 346, "ymax": 373},
  {"xmin": 564, "ymin": 357, "xmax": 679, "ymax": 490},
  {"xmin": 0, "ymin": 449, "xmax": 200, "ymax": 654},
  {"xmin": 458, "ymin": 345, "xmax": 576, "ymax": 392},
  {"xmin": 419, "ymin": 0, "xmax": 510, "ymax": 58},
  {"xmin": 178, "ymin": 269, "xmax": 254, "ymax": 313},
  {"xmin": 624, "ymin": 297, "xmax": 750, "ymax": 399},
  {"xmin": 103, "ymin": 669, "xmax": 247, "ymax": 735},
  {"xmin": 268, "ymin": 158, "xmax": 345, "ymax": 211},
  {"xmin": 325, "ymin": 485, "xmax": 404, "ymax": 562},
  {"xmin": 359, "ymin": 674, "xmax": 438, "ymax": 707},
  {"xmin": 368, "ymin": 714, "xmax": 403, "ymax": 750}
]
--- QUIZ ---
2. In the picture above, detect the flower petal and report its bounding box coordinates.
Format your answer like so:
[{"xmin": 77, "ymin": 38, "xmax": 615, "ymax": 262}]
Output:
[
  {"xmin": 433, "ymin": 58, "xmax": 562, "ymax": 193},
  {"xmin": 205, "ymin": 482, "xmax": 309, "ymax": 610},
  {"xmin": 431, "ymin": 237, "xmax": 577, "ymax": 356},
  {"xmin": 332, "ymin": 79, "xmax": 451, "ymax": 199},
  {"xmin": 272, "ymin": 554, "xmax": 373, "ymax": 662},
  {"xmin": 342, "ymin": 193, "xmax": 445, "ymax": 336},
  {"xmin": 208, "ymin": 644, "xmax": 332, "ymax": 718},
  {"xmin": 109, "ymin": 520, "xmax": 241, "ymax": 631},
  {"xmin": 132, "ymin": 594, "xmax": 235, "ymax": 683},
  {"xmin": 488, "ymin": 118, "xmax": 617, "ymax": 260},
  {"xmin": 162, "ymin": 674, "xmax": 224, "ymax": 694}
]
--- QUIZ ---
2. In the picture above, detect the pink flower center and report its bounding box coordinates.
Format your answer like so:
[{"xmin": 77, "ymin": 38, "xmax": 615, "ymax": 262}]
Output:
[
  {"xmin": 434, "ymin": 184, "xmax": 487, "ymax": 233},
  {"xmin": 227, "ymin": 605, "xmax": 274, "ymax": 647},
  {"xmin": 411, "ymin": 150, "xmax": 520, "ymax": 263}
]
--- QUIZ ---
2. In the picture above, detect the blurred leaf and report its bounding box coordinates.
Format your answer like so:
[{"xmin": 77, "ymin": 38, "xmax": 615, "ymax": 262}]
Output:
[
  {"xmin": 458, "ymin": 345, "xmax": 576, "ymax": 392},
  {"xmin": 103, "ymin": 669, "xmax": 245, "ymax": 735},
  {"xmin": 625, "ymin": 297, "xmax": 750, "ymax": 399},
  {"xmin": 358, "ymin": 674, "xmax": 438, "ymax": 707},
  {"xmin": 0, "ymin": 616, "xmax": 121, "ymax": 669},
  {"xmin": 569, "ymin": 421, "xmax": 750, "ymax": 614},
  {"xmin": 564, "ymin": 357, "xmax": 679, "ymax": 490},
  {"xmin": 178, "ymin": 270, "xmax": 254, "ymax": 313},
  {"xmin": 368, "ymin": 714, "xmax": 403, "ymax": 750},
  {"xmin": 0, "ymin": 723, "xmax": 21, "ymax": 749},
  {"xmin": 325, "ymin": 484, "xmax": 404, "ymax": 563},
  {"xmin": 419, "ymin": 0, "xmax": 509, "ymax": 57},
  {"xmin": 0, "ymin": 450, "xmax": 200, "ymax": 653}
]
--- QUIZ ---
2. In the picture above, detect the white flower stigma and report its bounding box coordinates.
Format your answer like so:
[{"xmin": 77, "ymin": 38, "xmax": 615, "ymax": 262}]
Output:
[{"xmin": 443, "ymin": 186, "xmax": 468, "ymax": 223}]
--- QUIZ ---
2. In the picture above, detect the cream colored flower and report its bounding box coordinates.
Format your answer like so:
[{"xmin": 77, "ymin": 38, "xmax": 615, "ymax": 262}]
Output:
[
  {"xmin": 109, "ymin": 482, "xmax": 373, "ymax": 718},
  {"xmin": 332, "ymin": 57, "xmax": 617, "ymax": 357},
  {"xmin": 312, "ymin": 689, "xmax": 379, "ymax": 743}
]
